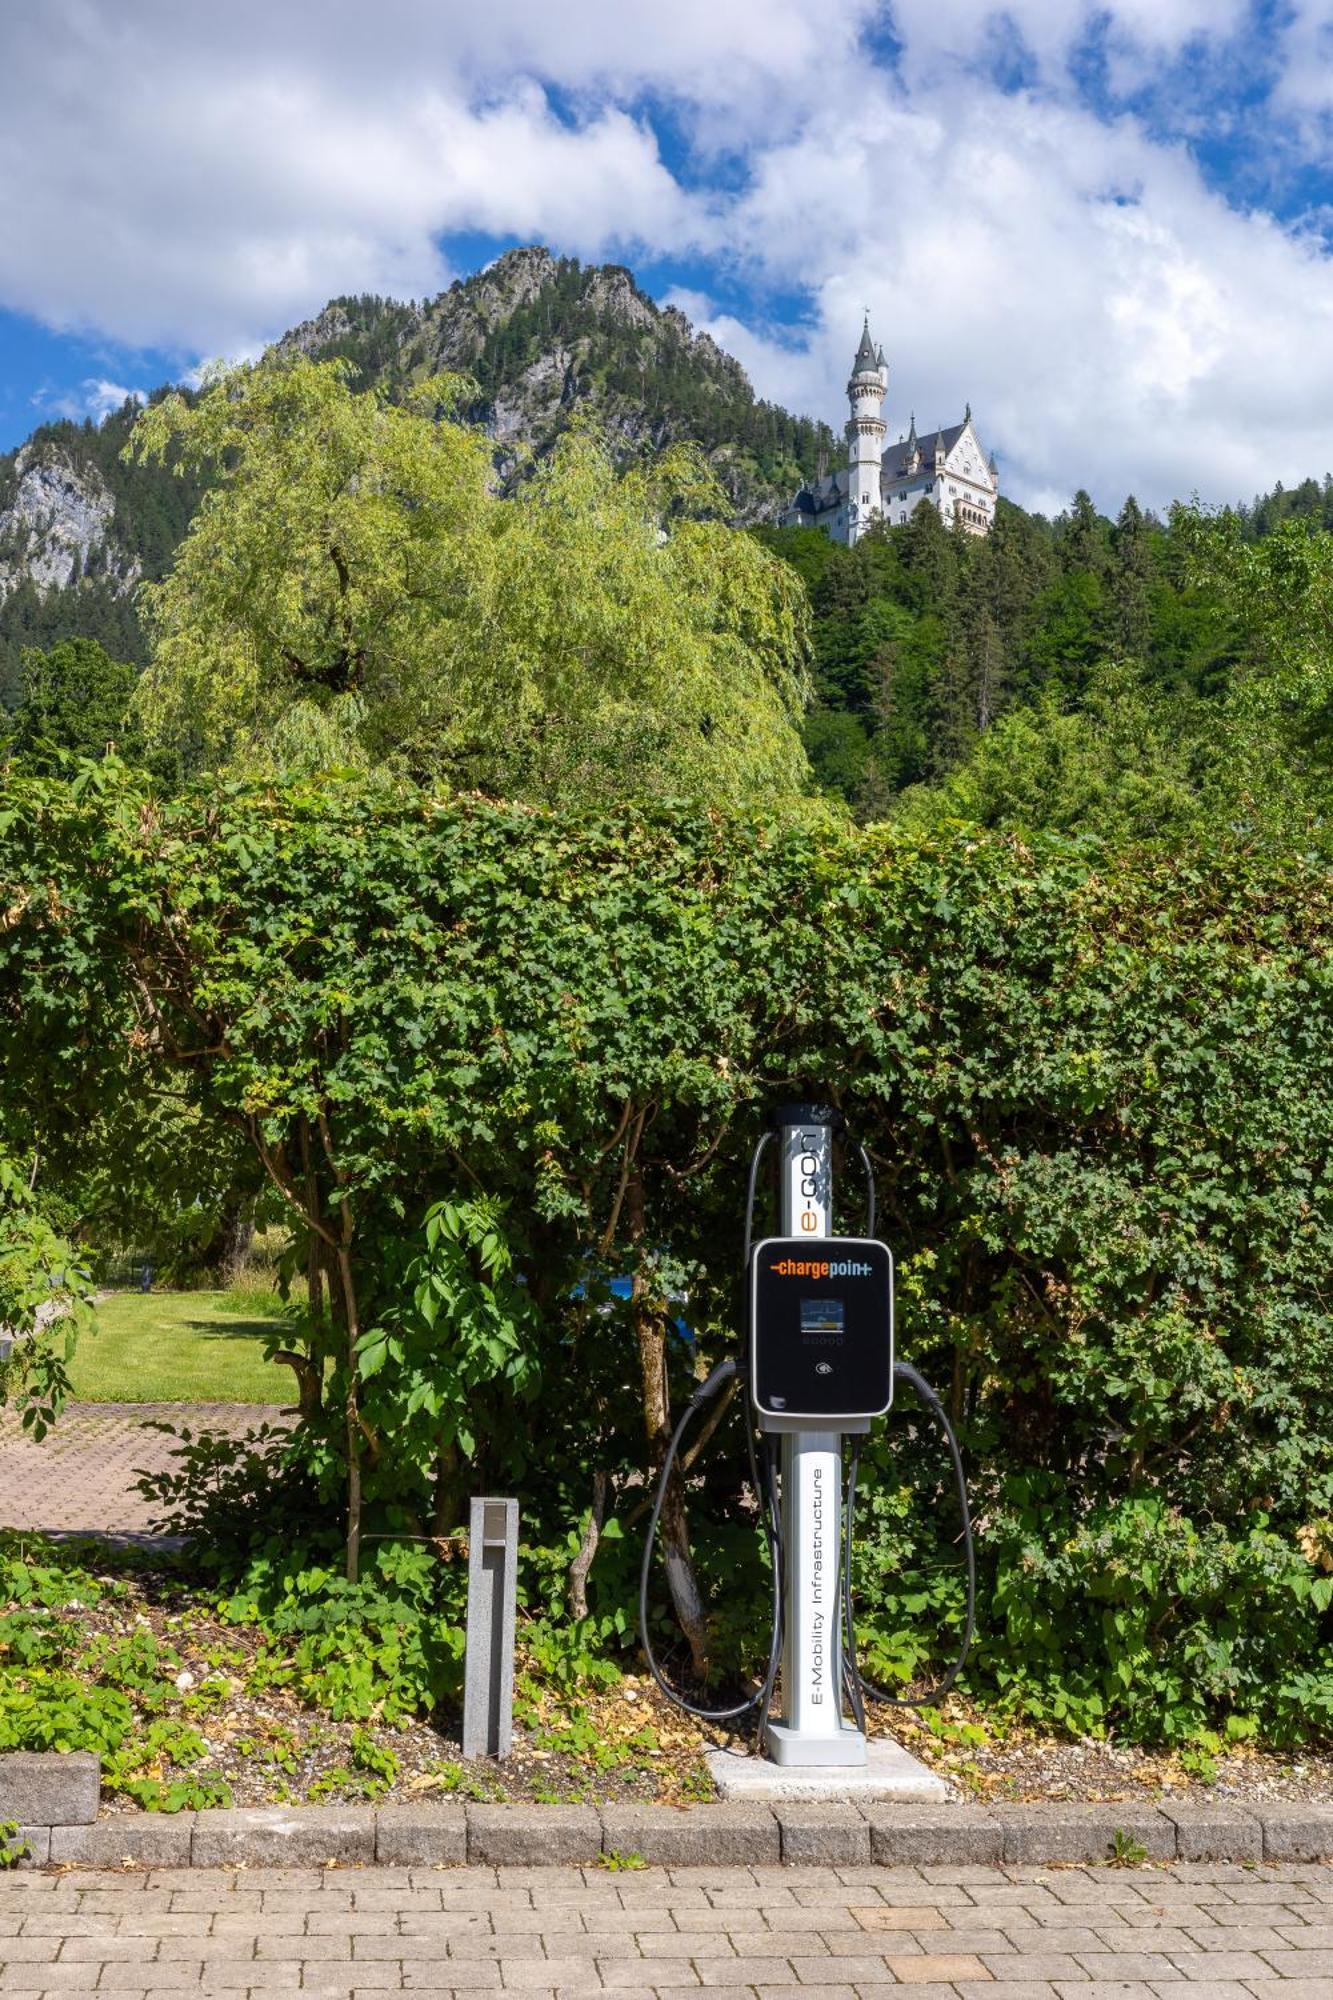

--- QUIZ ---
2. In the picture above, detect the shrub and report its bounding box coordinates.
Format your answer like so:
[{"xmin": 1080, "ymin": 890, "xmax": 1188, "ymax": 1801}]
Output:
[{"xmin": 4, "ymin": 770, "xmax": 1333, "ymax": 1738}]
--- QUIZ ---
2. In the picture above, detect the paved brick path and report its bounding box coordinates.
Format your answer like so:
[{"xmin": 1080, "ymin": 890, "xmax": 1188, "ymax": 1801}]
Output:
[
  {"xmin": 4, "ymin": 1861, "xmax": 1333, "ymax": 1996},
  {"xmin": 0, "ymin": 1404, "xmax": 280, "ymax": 1541}
]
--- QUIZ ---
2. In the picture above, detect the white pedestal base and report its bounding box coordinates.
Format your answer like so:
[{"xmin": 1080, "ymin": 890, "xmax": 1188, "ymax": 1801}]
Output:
[
  {"xmin": 763, "ymin": 1720, "xmax": 868, "ymax": 1768},
  {"xmin": 706, "ymin": 1735, "xmax": 949, "ymax": 1802}
]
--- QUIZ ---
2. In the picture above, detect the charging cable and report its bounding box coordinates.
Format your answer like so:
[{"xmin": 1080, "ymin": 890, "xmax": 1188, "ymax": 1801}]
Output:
[
  {"xmin": 637, "ymin": 1354, "xmax": 784, "ymax": 1723},
  {"xmin": 841, "ymin": 1358, "xmax": 976, "ymax": 1720}
]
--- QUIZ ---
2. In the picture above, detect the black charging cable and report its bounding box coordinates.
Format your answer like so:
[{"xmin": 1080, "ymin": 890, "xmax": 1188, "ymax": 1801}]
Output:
[
  {"xmin": 637, "ymin": 1353, "xmax": 784, "ymax": 1722},
  {"xmin": 841, "ymin": 1358, "xmax": 976, "ymax": 1712}
]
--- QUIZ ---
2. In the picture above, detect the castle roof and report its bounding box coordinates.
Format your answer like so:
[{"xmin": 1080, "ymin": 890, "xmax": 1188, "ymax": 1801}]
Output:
[
  {"xmin": 852, "ymin": 318, "xmax": 878, "ymax": 371},
  {"xmin": 883, "ymin": 421, "xmax": 971, "ymax": 480},
  {"xmin": 788, "ymin": 415, "xmax": 984, "ymax": 519}
]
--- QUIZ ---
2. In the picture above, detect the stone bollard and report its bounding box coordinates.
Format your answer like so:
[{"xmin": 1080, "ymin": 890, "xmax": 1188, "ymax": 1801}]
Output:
[{"xmin": 462, "ymin": 1497, "xmax": 518, "ymax": 1759}]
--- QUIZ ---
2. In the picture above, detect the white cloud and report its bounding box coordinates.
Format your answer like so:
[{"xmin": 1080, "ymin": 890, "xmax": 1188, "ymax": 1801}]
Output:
[
  {"xmin": 1274, "ymin": 2, "xmax": 1333, "ymax": 121},
  {"xmin": 0, "ymin": 5, "xmax": 715, "ymax": 354},
  {"xmin": 28, "ymin": 377, "xmax": 146, "ymax": 425},
  {"xmin": 0, "ymin": 0, "xmax": 1330, "ymax": 512},
  {"xmin": 84, "ymin": 380, "xmax": 144, "ymax": 422},
  {"xmin": 885, "ymin": 0, "xmax": 1253, "ymax": 80}
]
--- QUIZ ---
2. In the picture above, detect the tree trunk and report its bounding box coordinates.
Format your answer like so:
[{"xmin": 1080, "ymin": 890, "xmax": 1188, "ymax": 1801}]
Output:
[
  {"xmin": 216, "ymin": 1202, "xmax": 255, "ymax": 1286},
  {"xmin": 432, "ymin": 1442, "xmax": 463, "ymax": 1537},
  {"xmin": 567, "ymin": 1468, "xmax": 608, "ymax": 1623},
  {"xmin": 628, "ymin": 1174, "xmax": 710, "ymax": 1679}
]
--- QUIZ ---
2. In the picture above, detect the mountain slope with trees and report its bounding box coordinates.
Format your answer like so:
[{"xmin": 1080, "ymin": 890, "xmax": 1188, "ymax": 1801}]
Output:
[{"xmin": 0, "ymin": 247, "xmax": 836, "ymax": 701}]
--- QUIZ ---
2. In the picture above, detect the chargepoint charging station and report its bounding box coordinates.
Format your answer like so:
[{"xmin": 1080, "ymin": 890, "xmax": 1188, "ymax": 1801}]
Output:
[{"xmin": 640, "ymin": 1102, "xmax": 974, "ymax": 1776}]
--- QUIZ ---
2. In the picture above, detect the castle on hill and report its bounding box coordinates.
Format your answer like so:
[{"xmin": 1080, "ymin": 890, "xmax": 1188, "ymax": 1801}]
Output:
[{"xmin": 781, "ymin": 319, "xmax": 998, "ymax": 545}]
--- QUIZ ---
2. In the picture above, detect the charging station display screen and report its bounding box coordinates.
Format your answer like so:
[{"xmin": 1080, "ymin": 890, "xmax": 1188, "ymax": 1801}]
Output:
[
  {"xmin": 751, "ymin": 1237, "xmax": 893, "ymax": 1422},
  {"xmin": 800, "ymin": 1297, "xmax": 845, "ymax": 1342}
]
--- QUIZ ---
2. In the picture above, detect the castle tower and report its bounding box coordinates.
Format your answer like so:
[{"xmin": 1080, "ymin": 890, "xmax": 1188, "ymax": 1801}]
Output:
[{"xmin": 845, "ymin": 316, "xmax": 887, "ymax": 546}]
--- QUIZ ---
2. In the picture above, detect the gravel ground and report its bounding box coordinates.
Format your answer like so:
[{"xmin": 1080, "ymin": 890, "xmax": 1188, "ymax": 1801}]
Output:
[
  {"xmin": 878, "ymin": 1697, "xmax": 1333, "ymax": 1805},
  {"xmin": 12, "ymin": 1542, "xmax": 1333, "ymax": 1817}
]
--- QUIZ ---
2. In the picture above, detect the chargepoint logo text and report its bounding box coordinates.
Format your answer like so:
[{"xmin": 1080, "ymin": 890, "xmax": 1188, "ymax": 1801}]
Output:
[{"xmin": 772, "ymin": 1258, "xmax": 872, "ymax": 1279}]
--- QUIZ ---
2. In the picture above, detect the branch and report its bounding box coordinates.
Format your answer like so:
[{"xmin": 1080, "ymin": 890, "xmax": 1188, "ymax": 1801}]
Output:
[
  {"xmin": 599, "ymin": 1105, "xmax": 647, "ymax": 1257},
  {"xmin": 249, "ymin": 1117, "xmax": 338, "ymax": 1248}
]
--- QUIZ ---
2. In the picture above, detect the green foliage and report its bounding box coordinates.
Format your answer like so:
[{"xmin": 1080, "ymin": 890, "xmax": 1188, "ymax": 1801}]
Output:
[
  {"xmin": 5, "ymin": 770, "xmax": 1333, "ymax": 1741},
  {"xmin": 0, "ymin": 1822, "xmax": 29, "ymax": 1868},
  {"xmin": 356, "ymin": 1199, "xmax": 544, "ymax": 1502},
  {"xmin": 126, "ymin": 357, "xmax": 812, "ymax": 803},
  {"xmin": 766, "ymin": 489, "xmax": 1270, "ymax": 832},
  {"xmin": 5, "ymin": 639, "xmax": 139, "ymax": 773},
  {"xmin": 134, "ymin": 1423, "xmax": 317, "ymax": 1547},
  {"xmin": 218, "ymin": 1538, "xmax": 467, "ymax": 1723},
  {"xmin": 0, "ymin": 1150, "xmax": 96, "ymax": 1441}
]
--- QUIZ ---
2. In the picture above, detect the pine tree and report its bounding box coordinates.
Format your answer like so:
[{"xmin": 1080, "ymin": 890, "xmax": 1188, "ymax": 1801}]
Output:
[{"xmin": 1111, "ymin": 496, "xmax": 1153, "ymax": 657}]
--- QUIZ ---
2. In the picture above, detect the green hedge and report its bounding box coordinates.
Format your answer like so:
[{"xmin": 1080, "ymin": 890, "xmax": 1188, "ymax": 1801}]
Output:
[{"xmin": 3, "ymin": 770, "xmax": 1333, "ymax": 1740}]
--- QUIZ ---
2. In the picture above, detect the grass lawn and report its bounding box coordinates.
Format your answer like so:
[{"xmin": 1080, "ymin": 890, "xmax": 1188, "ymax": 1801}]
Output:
[{"xmin": 68, "ymin": 1290, "xmax": 293, "ymax": 1403}]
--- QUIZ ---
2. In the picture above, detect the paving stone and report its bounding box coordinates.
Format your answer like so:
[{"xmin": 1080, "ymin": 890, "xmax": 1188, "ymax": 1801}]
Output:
[
  {"xmin": 1259, "ymin": 1804, "xmax": 1333, "ymax": 1861},
  {"xmin": 860, "ymin": 1805, "xmax": 1002, "ymax": 1866},
  {"xmin": 992, "ymin": 1804, "xmax": 1176, "ymax": 1866},
  {"xmin": 848, "ymin": 1905, "xmax": 951, "ymax": 1931},
  {"xmin": 956, "ymin": 1987, "xmax": 1062, "ymax": 2000},
  {"xmin": 0, "ymin": 1399, "xmax": 287, "ymax": 1541},
  {"xmin": 466, "ymin": 1805, "xmax": 602, "ymax": 1867},
  {"xmin": 696, "ymin": 1961, "xmax": 797, "ymax": 1986},
  {"xmin": 0, "ymin": 1752, "xmax": 99, "ymax": 1826},
  {"xmin": 191, "ymin": 1805, "xmax": 375, "ymax": 1867},
  {"xmin": 50, "ymin": 1816, "xmax": 195, "ymax": 1867},
  {"xmin": 374, "ymin": 1805, "xmax": 468, "ymax": 1867},
  {"xmin": 783, "ymin": 1953, "xmax": 892, "ymax": 1983},
  {"xmin": 1152, "ymin": 1803, "xmax": 1260, "ymax": 1864},
  {"xmin": 886, "ymin": 1954, "xmax": 991, "ymax": 1983},
  {"xmin": 599, "ymin": 1805, "xmax": 780, "ymax": 1868},
  {"xmin": 1170, "ymin": 1949, "xmax": 1276, "ymax": 1979},
  {"xmin": 773, "ymin": 1806, "xmax": 870, "ymax": 1868},
  {"xmin": 497, "ymin": 1956, "xmax": 602, "ymax": 1987},
  {"xmin": 601, "ymin": 1963, "xmax": 703, "ymax": 1989}
]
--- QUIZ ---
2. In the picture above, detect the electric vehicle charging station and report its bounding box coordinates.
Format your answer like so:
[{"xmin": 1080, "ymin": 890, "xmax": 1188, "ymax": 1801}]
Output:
[
  {"xmin": 639, "ymin": 1100, "xmax": 975, "ymax": 1790},
  {"xmin": 754, "ymin": 1108, "xmax": 890, "ymax": 1766}
]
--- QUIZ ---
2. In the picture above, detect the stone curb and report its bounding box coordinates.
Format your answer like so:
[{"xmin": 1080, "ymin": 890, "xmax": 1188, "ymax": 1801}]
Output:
[
  {"xmin": 0, "ymin": 1751, "xmax": 99, "ymax": 1828},
  {"xmin": 14, "ymin": 1797, "xmax": 1333, "ymax": 1870}
]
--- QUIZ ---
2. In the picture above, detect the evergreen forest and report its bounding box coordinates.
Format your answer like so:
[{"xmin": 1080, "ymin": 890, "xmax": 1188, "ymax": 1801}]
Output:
[{"xmin": 767, "ymin": 476, "xmax": 1333, "ymax": 834}]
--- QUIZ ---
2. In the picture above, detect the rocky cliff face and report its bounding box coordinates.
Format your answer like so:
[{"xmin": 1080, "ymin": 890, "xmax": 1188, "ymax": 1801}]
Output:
[
  {"xmin": 0, "ymin": 444, "xmax": 137, "ymax": 604},
  {"xmin": 276, "ymin": 247, "xmax": 834, "ymax": 520}
]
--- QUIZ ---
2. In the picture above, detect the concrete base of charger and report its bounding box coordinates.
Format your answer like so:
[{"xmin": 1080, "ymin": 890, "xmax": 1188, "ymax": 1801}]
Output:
[{"xmin": 705, "ymin": 1734, "xmax": 948, "ymax": 1802}]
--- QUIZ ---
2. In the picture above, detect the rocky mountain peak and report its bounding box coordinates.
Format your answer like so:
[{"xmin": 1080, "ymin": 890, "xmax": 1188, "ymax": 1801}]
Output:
[{"xmin": 0, "ymin": 444, "xmax": 131, "ymax": 604}]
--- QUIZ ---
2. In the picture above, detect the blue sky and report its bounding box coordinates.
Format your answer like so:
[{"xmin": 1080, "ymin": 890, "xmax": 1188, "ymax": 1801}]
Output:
[{"xmin": 4, "ymin": 0, "xmax": 1333, "ymax": 512}]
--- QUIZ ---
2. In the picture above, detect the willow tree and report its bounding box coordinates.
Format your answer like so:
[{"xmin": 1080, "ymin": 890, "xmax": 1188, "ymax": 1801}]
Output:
[{"xmin": 127, "ymin": 358, "xmax": 812, "ymax": 805}]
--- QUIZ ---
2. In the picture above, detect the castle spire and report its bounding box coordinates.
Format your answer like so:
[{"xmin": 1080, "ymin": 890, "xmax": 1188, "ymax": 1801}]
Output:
[{"xmin": 845, "ymin": 316, "xmax": 887, "ymax": 547}]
